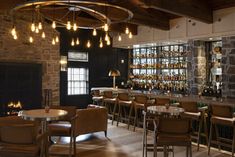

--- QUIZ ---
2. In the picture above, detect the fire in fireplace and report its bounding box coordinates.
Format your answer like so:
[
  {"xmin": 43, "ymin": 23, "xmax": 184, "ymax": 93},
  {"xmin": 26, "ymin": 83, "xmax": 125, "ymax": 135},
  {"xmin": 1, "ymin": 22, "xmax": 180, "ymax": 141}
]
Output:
[{"xmin": 6, "ymin": 101, "xmax": 23, "ymax": 115}]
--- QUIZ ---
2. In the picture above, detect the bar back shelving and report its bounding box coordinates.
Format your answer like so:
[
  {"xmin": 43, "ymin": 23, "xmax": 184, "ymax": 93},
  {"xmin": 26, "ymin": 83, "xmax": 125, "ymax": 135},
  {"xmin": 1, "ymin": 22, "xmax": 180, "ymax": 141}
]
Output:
[{"xmin": 129, "ymin": 44, "xmax": 188, "ymax": 93}]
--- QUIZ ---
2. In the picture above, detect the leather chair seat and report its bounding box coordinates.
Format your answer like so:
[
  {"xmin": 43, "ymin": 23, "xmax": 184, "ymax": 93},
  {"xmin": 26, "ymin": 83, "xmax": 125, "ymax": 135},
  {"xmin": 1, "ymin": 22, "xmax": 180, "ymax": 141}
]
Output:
[
  {"xmin": 211, "ymin": 116, "xmax": 235, "ymax": 126},
  {"xmin": 118, "ymin": 100, "xmax": 132, "ymax": 106},
  {"xmin": 134, "ymin": 102, "xmax": 145, "ymax": 108},
  {"xmin": 103, "ymin": 98, "xmax": 116, "ymax": 103},
  {"xmin": 0, "ymin": 143, "xmax": 40, "ymax": 157},
  {"xmin": 92, "ymin": 96, "xmax": 103, "ymax": 101},
  {"xmin": 181, "ymin": 112, "xmax": 201, "ymax": 120},
  {"xmin": 48, "ymin": 122, "xmax": 71, "ymax": 136},
  {"xmin": 157, "ymin": 133, "xmax": 191, "ymax": 146}
]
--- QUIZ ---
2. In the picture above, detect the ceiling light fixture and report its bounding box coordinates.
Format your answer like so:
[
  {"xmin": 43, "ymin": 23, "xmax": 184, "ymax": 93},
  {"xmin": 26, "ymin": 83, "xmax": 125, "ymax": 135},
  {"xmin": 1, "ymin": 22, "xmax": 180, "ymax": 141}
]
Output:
[
  {"xmin": 87, "ymin": 40, "xmax": 91, "ymax": 48},
  {"xmin": 76, "ymin": 38, "xmax": 80, "ymax": 45},
  {"xmin": 118, "ymin": 34, "xmax": 122, "ymax": 41},
  {"xmin": 11, "ymin": 0, "xmax": 133, "ymax": 48}
]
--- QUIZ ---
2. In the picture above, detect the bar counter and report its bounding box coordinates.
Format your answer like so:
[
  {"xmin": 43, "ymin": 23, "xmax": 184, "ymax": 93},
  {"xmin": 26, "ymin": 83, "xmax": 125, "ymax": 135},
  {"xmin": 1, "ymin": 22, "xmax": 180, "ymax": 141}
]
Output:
[{"xmin": 91, "ymin": 87, "xmax": 235, "ymax": 107}]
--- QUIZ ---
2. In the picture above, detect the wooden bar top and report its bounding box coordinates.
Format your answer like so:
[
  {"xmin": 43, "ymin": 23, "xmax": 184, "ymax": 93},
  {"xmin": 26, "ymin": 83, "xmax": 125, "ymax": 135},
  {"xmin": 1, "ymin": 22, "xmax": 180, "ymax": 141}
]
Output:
[{"xmin": 91, "ymin": 87, "xmax": 235, "ymax": 107}]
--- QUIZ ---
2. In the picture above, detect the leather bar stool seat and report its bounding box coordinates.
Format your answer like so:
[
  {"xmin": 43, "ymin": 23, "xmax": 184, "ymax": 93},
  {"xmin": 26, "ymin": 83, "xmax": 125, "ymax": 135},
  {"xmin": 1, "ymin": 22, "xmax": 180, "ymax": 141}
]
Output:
[
  {"xmin": 180, "ymin": 101, "xmax": 208, "ymax": 151},
  {"xmin": 117, "ymin": 92, "xmax": 133, "ymax": 128},
  {"xmin": 91, "ymin": 90, "xmax": 103, "ymax": 106},
  {"xmin": 132, "ymin": 94, "xmax": 148, "ymax": 131},
  {"xmin": 102, "ymin": 91, "xmax": 117, "ymax": 125},
  {"xmin": 155, "ymin": 97, "xmax": 170, "ymax": 106},
  {"xmin": 208, "ymin": 104, "xmax": 235, "ymax": 157}
]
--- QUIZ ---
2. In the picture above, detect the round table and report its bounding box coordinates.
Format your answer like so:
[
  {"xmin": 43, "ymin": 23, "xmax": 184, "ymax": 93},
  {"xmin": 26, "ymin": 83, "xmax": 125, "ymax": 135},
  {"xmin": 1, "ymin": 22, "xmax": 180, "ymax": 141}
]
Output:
[
  {"xmin": 18, "ymin": 109, "xmax": 67, "ymax": 157},
  {"xmin": 147, "ymin": 106, "xmax": 184, "ymax": 116}
]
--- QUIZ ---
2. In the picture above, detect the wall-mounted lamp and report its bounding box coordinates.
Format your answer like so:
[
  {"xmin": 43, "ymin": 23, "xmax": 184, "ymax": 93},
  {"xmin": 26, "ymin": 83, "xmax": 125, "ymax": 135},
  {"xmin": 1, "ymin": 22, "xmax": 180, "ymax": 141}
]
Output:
[
  {"xmin": 108, "ymin": 69, "xmax": 120, "ymax": 88},
  {"xmin": 60, "ymin": 56, "xmax": 67, "ymax": 71}
]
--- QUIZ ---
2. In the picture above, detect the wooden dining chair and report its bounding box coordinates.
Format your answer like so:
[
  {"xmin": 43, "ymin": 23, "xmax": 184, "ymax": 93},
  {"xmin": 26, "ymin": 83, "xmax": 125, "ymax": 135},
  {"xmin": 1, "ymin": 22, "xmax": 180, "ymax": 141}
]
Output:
[{"xmin": 153, "ymin": 117, "xmax": 192, "ymax": 157}]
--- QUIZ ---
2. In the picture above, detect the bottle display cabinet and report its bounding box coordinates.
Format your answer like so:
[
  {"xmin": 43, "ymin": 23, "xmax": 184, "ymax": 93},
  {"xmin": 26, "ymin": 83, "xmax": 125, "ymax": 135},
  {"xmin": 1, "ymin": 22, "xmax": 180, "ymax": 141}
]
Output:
[
  {"xmin": 128, "ymin": 44, "xmax": 188, "ymax": 92},
  {"xmin": 203, "ymin": 40, "xmax": 222, "ymax": 97}
]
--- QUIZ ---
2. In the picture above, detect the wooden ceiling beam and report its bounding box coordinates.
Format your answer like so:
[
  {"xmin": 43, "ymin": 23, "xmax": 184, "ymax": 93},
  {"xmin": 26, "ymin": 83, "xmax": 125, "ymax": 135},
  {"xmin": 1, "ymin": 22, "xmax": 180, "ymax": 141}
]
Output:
[
  {"xmin": 79, "ymin": 0, "xmax": 170, "ymax": 30},
  {"xmin": 137, "ymin": 0, "xmax": 213, "ymax": 23},
  {"xmin": 0, "ymin": 0, "xmax": 26, "ymax": 10},
  {"xmin": 130, "ymin": 14, "xmax": 169, "ymax": 30}
]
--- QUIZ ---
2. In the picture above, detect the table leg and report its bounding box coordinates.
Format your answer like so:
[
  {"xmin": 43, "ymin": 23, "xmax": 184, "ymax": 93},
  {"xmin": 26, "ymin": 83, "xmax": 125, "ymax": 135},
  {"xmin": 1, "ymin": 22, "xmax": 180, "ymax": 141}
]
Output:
[
  {"xmin": 142, "ymin": 111, "xmax": 146, "ymax": 157},
  {"xmin": 40, "ymin": 120, "xmax": 48, "ymax": 157}
]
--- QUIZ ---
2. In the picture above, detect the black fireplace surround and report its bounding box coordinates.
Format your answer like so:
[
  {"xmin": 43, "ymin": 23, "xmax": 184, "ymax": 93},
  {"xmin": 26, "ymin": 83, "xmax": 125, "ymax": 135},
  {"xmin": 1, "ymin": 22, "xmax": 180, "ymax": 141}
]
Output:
[{"xmin": 0, "ymin": 62, "xmax": 42, "ymax": 116}]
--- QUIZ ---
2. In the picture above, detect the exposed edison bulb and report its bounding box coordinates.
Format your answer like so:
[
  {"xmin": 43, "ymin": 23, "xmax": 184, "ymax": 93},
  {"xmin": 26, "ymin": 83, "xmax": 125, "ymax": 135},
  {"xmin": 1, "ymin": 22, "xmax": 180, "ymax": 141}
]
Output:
[
  {"xmin": 99, "ymin": 39, "xmax": 103, "ymax": 48},
  {"xmin": 92, "ymin": 28, "xmax": 97, "ymax": 36},
  {"xmin": 118, "ymin": 34, "xmax": 122, "ymax": 41},
  {"xmin": 105, "ymin": 33, "xmax": 109, "ymax": 41},
  {"xmin": 52, "ymin": 21, "xmax": 56, "ymax": 29},
  {"xmin": 35, "ymin": 27, "xmax": 39, "ymax": 33},
  {"xmin": 107, "ymin": 39, "xmax": 111, "ymax": 45},
  {"xmin": 52, "ymin": 38, "xmax": 56, "ymax": 45},
  {"xmin": 103, "ymin": 23, "xmax": 109, "ymax": 32},
  {"xmin": 87, "ymin": 40, "xmax": 91, "ymax": 48},
  {"xmin": 128, "ymin": 32, "xmax": 133, "ymax": 39},
  {"xmin": 29, "ymin": 36, "xmax": 33, "ymax": 43},
  {"xmin": 11, "ymin": 27, "xmax": 16, "ymax": 36},
  {"xmin": 125, "ymin": 27, "xmax": 129, "ymax": 34},
  {"xmin": 73, "ymin": 23, "xmax": 77, "ymax": 31},
  {"xmin": 71, "ymin": 38, "xmax": 75, "ymax": 46},
  {"xmin": 76, "ymin": 38, "xmax": 79, "ymax": 45},
  {"xmin": 31, "ymin": 23, "xmax": 35, "ymax": 32},
  {"xmin": 38, "ymin": 22, "xmax": 42, "ymax": 30},
  {"xmin": 66, "ymin": 21, "xmax": 71, "ymax": 30},
  {"xmin": 13, "ymin": 34, "xmax": 18, "ymax": 40},
  {"xmin": 55, "ymin": 36, "xmax": 59, "ymax": 42},
  {"xmin": 41, "ymin": 32, "xmax": 46, "ymax": 38}
]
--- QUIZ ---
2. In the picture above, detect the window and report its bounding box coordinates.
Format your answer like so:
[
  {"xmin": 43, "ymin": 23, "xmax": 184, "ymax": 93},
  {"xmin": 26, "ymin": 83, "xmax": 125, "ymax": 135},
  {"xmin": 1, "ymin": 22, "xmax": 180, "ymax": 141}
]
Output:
[{"xmin": 67, "ymin": 68, "xmax": 89, "ymax": 95}]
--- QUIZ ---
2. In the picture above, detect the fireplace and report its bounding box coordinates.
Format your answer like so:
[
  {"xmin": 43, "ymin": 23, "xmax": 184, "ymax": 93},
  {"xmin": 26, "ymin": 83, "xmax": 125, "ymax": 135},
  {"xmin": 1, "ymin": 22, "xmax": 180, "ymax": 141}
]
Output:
[{"xmin": 0, "ymin": 62, "xmax": 42, "ymax": 116}]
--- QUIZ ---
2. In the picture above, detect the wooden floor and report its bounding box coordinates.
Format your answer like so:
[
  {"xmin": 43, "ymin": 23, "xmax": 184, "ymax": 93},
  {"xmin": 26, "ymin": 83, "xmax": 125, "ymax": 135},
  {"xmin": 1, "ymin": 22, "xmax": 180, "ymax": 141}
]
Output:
[{"xmin": 49, "ymin": 120, "xmax": 231, "ymax": 157}]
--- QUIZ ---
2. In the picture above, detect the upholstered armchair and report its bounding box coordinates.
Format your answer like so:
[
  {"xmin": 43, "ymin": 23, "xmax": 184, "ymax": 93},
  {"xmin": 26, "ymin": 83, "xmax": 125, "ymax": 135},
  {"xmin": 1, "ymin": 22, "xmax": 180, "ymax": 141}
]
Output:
[
  {"xmin": 0, "ymin": 116, "xmax": 46, "ymax": 157},
  {"xmin": 71, "ymin": 107, "xmax": 108, "ymax": 156},
  {"xmin": 47, "ymin": 105, "xmax": 77, "ymax": 156}
]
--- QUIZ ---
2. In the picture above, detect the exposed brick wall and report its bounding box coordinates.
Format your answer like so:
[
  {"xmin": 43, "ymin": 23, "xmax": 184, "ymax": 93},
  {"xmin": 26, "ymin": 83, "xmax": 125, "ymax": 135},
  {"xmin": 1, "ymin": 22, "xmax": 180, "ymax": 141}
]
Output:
[
  {"xmin": 188, "ymin": 40, "xmax": 207, "ymax": 95},
  {"xmin": 222, "ymin": 36, "xmax": 235, "ymax": 98},
  {"xmin": 0, "ymin": 11, "xmax": 60, "ymax": 106}
]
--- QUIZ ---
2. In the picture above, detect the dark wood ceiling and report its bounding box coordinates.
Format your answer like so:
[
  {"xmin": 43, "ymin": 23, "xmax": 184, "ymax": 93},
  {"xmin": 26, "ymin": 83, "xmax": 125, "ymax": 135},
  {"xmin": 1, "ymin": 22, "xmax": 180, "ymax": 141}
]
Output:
[{"xmin": 1, "ymin": 0, "xmax": 235, "ymax": 33}]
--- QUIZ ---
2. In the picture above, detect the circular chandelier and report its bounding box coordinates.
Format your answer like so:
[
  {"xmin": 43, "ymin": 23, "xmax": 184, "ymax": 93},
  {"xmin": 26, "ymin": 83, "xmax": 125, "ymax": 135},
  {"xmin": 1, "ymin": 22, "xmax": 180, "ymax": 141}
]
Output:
[{"xmin": 10, "ymin": 0, "xmax": 133, "ymax": 47}]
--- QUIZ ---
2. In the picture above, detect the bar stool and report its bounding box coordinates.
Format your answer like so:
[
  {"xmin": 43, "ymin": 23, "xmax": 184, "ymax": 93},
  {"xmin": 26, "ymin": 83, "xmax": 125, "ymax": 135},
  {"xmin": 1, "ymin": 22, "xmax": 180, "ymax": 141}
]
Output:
[
  {"xmin": 132, "ymin": 94, "xmax": 148, "ymax": 131},
  {"xmin": 180, "ymin": 101, "xmax": 208, "ymax": 151},
  {"xmin": 102, "ymin": 91, "xmax": 117, "ymax": 125},
  {"xmin": 117, "ymin": 92, "xmax": 133, "ymax": 129},
  {"xmin": 208, "ymin": 104, "xmax": 235, "ymax": 157},
  {"xmin": 155, "ymin": 97, "xmax": 170, "ymax": 106},
  {"xmin": 91, "ymin": 90, "xmax": 103, "ymax": 106}
]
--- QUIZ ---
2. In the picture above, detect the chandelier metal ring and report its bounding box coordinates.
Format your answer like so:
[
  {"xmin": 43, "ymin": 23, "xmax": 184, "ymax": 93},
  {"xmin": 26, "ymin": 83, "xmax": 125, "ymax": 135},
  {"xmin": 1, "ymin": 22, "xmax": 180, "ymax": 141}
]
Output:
[{"xmin": 12, "ymin": 0, "xmax": 134, "ymax": 29}]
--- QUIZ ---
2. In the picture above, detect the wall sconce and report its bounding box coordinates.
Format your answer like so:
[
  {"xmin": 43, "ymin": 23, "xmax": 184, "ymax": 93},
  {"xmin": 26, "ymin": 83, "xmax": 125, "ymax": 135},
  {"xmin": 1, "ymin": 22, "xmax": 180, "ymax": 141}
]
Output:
[
  {"xmin": 60, "ymin": 56, "xmax": 67, "ymax": 71},
  {"xmin": 108, "ymin": 69, "xmax": 121, "ymax": 88}
]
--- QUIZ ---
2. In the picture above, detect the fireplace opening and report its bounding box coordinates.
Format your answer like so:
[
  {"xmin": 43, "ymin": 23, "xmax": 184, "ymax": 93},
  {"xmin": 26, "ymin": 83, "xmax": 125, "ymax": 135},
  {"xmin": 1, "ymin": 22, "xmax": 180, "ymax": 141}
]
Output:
[
  {"xmin": 0, "ymin": 62, "xmax": 42, "ymax": 116},
  {"xmin": 6, "ymin": 101, "xmax": 23, "ymax": 115}
]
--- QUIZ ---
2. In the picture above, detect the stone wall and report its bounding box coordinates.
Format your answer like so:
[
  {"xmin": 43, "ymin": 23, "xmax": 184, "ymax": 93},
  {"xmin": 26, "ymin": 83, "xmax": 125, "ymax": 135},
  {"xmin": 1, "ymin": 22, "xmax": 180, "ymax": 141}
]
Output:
[
  {"xmin": 221, "ymin": 36, "xmax": 235, "ymax": 98},
  {"xmin": 0, "ymin": 11, "xmax": 60, "ymax": 106},
  {"xmin": 188, "ymin": 40, "xmax": 207, "ymax": 95}
]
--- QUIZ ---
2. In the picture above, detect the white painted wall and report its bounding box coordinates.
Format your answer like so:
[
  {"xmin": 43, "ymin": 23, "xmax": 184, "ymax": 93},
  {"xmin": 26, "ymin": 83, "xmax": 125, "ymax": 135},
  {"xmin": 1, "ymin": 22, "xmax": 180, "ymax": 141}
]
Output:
[{"xmin": 113, "ymin": 7, "xmax": 235, "ymax": 48}]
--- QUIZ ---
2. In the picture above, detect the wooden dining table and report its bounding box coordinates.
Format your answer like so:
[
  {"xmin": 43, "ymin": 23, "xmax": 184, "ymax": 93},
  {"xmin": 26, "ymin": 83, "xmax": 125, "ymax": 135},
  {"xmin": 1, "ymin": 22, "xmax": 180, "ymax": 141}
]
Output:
[{"xmin": 18, "ymin": 109, "xmax": 68, "ymax": 157}]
